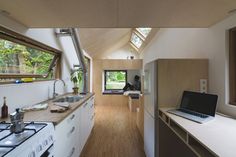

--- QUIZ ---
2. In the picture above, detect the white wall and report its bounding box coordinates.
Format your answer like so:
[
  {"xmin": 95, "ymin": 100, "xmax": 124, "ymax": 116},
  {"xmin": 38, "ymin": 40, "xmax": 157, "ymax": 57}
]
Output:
[
  {"xmin": 140, "ymin": 28, "xmax": 211, "ymax": 65},
  {"xmin": 140, "ymin": 13, "xmax": 236, "ymax": 117},
  {"xmin": 0, "ymin": 15, "xmax": 89, "ymax": 113}
]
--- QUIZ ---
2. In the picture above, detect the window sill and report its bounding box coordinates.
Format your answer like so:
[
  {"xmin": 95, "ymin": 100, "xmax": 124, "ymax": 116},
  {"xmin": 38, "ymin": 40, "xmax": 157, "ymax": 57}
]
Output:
[
  {"xmin": 0, "ymin": 79, "xmax": 55, "ymax": 85},
  {"xmin": 102, "ymin": 90, "xmax": 124, "ymax": 95}
]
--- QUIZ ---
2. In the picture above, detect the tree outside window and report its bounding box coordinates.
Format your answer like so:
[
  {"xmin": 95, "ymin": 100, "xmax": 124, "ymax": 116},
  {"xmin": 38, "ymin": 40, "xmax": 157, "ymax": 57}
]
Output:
[{"xmin": 104, "ymin": 70, "xmax": 127, "ymax": 90}]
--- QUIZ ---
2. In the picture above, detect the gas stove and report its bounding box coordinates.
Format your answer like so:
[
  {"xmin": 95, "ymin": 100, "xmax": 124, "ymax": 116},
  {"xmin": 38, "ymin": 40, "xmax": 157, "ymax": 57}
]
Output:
[{"xmin": 0, "ymin": 122, "xmax": 54, "ymax": 157}]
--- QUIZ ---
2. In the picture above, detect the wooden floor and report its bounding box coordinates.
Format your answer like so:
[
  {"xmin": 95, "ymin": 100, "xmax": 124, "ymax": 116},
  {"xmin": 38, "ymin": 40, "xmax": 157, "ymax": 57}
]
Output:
[{"xmin": 80, "ymin": 105, "xmax": 146, "ymax": 157}]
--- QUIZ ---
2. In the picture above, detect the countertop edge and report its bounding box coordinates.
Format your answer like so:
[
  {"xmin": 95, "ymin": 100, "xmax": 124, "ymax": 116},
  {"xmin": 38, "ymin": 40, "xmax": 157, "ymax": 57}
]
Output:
[
  {"xmin": 52, "ymin": 93, "xmax": 95, "ymax": 125},
  {"xmin": 0, "ymin": 93, "xmax": 95, "ymax": 126}
]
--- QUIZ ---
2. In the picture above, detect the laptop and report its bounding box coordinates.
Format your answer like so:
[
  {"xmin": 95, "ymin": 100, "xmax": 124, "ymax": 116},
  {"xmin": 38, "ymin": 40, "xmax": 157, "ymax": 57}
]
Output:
[{"xmin": 167, "ymin": 91, "xmax": 218, "ymax": 123}]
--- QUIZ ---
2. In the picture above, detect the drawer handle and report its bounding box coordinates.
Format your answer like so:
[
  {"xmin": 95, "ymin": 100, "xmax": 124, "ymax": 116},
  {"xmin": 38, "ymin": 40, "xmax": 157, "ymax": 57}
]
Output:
[
  {"xmin": 70, "ymin": 126, "xmax": 75, "ymax": 134},
  {"xmin": 68, "ymin": 147, "xmax": 75, "ymax": 157},
  {"xmin": 90, "ymin": 114, "xmax": 95, "ymax": 120},
  {"xmin": 70, "ymin": 114, "xmax": 75, "ymax": 120},
  {"xmin": 83, "ymin": 103, "xmax": 88, "ymax": 108}
]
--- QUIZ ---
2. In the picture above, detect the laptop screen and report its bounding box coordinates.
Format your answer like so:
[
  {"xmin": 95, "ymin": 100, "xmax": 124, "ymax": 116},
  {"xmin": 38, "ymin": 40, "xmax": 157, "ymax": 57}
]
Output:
[{"xmin": 180, "ymin": 91, "xmax": 218, "ymax": 116}]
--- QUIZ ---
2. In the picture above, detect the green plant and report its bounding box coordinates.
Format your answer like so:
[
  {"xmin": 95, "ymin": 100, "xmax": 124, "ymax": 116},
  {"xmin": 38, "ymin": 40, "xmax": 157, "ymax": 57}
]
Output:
[
  {"xmin": 0, "ymin": 39, "xmax": 54, "ymax": 75},
  {"xmin": 71, "ymin": 70, "xmax": 83, "ymax": 88}
]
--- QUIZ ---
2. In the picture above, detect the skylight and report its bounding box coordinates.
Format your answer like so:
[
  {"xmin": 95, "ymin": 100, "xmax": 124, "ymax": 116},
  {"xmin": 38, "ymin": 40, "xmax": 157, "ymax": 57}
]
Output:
[
  {"xmin": 131, "ymin": 33, "xmax": 143, "ymax": 48},
  {"xmin": 130, "ymin": 28, "xmax": 152, "ymax": 51},
  {"xmin": 136, "ymin": 28, "xmax": 152, "ymax": 37}
]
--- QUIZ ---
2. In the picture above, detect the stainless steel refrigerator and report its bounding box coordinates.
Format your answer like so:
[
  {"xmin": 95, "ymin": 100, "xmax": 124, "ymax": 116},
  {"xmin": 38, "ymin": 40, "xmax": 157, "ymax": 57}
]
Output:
[{"xmin": 143, "ymin": 59, "xmax": 208, "ymax": 157}]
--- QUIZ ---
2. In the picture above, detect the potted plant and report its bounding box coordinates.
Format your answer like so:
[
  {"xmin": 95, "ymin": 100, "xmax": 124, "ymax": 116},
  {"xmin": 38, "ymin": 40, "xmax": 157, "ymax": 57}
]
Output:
[{"xmin": 71, "ymin": 69, "xmax": 83, "ymax": 94}]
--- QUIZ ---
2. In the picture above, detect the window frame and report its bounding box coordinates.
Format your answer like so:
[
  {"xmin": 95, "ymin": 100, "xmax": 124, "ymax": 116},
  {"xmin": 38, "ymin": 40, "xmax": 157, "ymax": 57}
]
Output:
[
  {"xmin": 130, "ymin": 31, "xmax": 144, "ymax": 49},
  {"xmin": 129, "ymin": 28, "xmax": 152, "ymax": 52},
  {"xmin": 136, "ymin": 28, "xmax": 152, "ymax": 38},
  {"xmin": 104, "ymin": 70, "xmax": 127, "ymax": 91},
  {"xmin": 0, "ymin": 26, "xmax": 61, "ymax": 81},
  {"xmin": 85, "ymin": 56, "xmax": 91, "ymax": 92},
  {"xmin": 229, "ymin": 27, "xmax": 236, "ymax": 105}
]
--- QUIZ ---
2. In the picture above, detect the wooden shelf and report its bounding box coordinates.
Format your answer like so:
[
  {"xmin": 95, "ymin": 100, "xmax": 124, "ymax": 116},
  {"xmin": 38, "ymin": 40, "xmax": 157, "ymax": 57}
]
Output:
[
  {"xmin": 159, "ymin": 110, "xmax": 169, "ymax": 124},
  {"xmin": 188, "ymin": 135, "xmax": 216, "ymax": 157},
  {"xmin": 169, "ymin": 119, "xmax": 187, "ymax": 142},
  {"xmin": 158, "ymin": 107, "xmax": 236, "ymax": 157}
]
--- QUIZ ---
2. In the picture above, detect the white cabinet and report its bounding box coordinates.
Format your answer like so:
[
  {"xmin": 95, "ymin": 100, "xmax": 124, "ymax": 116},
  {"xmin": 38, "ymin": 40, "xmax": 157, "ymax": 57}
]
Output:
[
  {"xmin": 54, "ymin": 95, "xmax": 95, "ymax": 157},
  {"xmin": 79, "ymin": 96, "xmax": 95, "ymax": 152},
  {"xmin": 88, "ymin": 96, "xmax": 95, "ymax": 132},
  {"xmin": 54, "ymin": 110, "xmax": 78, "ymax": 157},
  {"xmin": 79, "ymin": 101, "xmax": 89, "ymax": 151}
]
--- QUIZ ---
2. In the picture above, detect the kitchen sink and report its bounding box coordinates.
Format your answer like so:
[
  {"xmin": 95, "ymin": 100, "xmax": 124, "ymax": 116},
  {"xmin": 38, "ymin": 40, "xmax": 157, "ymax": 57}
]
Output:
[{"xmin": 53, "ymin": 95, "xmax": 84, "ymax": 103}]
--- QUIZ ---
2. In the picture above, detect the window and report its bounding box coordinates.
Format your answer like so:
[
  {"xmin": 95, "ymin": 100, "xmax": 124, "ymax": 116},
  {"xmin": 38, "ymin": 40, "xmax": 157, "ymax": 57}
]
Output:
[
  {"xmin": 78, "ymin": 56, "xmax": 91, "ymax": 92},
  {"xmin": 104, "ymin": 70, "xmax": 127, "ymax": 91},
  {"xmin": 131, "ymin": 33, "xmax": 143, "ymax": 48},
  {"xmin": 136, "ymin": 28, "xmax": 152, "ymax": 37},
  {"xmin": 0, "ymin": 26, "xmax": 61, "ymax": 83},
  {"xmin": 229, "ymin": 27, "xmax": 236, "ymax": 105},
  {"xmin": 130, "ymin": 27, "xmax": 152, "ymax": 51}
]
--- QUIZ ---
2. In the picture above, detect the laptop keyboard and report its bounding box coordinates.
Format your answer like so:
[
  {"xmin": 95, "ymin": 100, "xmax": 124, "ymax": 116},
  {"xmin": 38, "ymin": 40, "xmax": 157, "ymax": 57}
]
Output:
[{"xmin": 177, "ymin": 108, "xmax": 208, "ymax": 118}]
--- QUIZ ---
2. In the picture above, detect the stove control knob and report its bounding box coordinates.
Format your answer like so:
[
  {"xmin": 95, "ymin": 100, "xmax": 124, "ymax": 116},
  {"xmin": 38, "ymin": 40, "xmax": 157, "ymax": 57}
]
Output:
[
  {"xmin": 43, "ymin": 139, "xmax": 48, "ymax": 146},
  {"xmin": 36, "ymin": 144, "xmax": 43, "ymax": 152},
  {"xmin": 28, "ymin": 151, "xmax": 36, "ymax": 157},
  {"xmin": 48, "ymin": 135, "xmax": 53, "ymax": 142}
]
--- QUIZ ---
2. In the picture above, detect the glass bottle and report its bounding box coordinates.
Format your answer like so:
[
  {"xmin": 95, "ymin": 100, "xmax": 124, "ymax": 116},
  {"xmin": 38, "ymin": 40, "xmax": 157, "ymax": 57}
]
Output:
[{"xmin": 1, "ymin": 97, "xmax": 8, "ymax": 118}]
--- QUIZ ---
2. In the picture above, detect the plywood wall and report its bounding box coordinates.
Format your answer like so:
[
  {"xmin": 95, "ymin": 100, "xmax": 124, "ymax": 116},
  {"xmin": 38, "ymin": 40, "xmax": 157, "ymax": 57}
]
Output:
[
  {"xmin": 157, "ymin": 59, "xmax": 209, "ymax": 108},
  {"xmin": 93, "ymin": 59, "xmax": 143, "ymax": 106}
]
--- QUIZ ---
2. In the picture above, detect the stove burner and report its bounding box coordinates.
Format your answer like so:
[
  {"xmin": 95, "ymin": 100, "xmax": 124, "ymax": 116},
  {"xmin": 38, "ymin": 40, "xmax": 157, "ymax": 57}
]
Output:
[
  {"xmin": 0, "ymin": 122, "xmax": 47, "ymax": 156},
  {"xmin": 0, "ymin": 122, "xmax": 10, "ymax": 130},
  {"xmin": 0, "ymin": 147, "xmax": 12, "ymax": 156},
  {"xmin": 0, "ymin": 130, "xmax": 35, "ymax": 147}
]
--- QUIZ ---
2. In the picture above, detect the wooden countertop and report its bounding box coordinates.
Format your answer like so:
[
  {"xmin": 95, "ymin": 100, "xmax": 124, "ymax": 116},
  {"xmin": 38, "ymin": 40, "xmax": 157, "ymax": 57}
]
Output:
[
  {"xmin": 1, "ymin": 93, "xmax": 95, "ymax": 125},
  {"xmin": 159, "ymin": 107, "xmax": 236, "ymax": 157}
]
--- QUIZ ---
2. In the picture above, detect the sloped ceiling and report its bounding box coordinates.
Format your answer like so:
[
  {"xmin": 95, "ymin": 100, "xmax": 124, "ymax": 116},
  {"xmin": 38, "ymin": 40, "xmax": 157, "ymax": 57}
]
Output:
[
  {"xmin": 79, "ymin": 28, "xmax": 131, "ymax": 57},
  {"xmin": 1, "ymin": 0, "xmax": 236, "ymax": 57},
  {"xmin": 0, "ymin": 0, "xmax": 236, "ymax": 27}
]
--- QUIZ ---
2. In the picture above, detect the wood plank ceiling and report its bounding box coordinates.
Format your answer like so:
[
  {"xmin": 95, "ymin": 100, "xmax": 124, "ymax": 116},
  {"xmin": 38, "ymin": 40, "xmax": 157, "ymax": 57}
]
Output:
[
  {"xmin": 79, "ymin": 28, "xmax": 131, "ymax": 57},
  {"xmin": 0, "ymin": 0, "xmax": 236, "ymax": 28}
]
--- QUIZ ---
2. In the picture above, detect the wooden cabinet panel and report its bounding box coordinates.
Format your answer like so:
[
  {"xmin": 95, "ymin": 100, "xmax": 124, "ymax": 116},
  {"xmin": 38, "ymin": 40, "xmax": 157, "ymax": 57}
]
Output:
[{"xmin": 157, "ymin": 59, "xmax": 208, "ymax": 108}]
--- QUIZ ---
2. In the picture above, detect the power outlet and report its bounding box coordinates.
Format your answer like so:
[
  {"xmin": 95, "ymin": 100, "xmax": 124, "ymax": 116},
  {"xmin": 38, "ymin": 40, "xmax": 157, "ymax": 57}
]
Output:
[{"xmin": 200, "ymin": 79, "xmax": 207, "ymax": 93}]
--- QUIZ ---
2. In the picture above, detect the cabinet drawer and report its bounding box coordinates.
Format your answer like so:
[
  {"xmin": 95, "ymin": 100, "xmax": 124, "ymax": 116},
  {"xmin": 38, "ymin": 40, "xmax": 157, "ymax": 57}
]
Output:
[
  {"xmin": 56, "ymin": 114, "xmax": 76, "ymax": 132},
  {"xmin": 67, "ymin": 125, "xmax": 77, "ymax": 138},
  {"xmin": 54, "ymin": 111, "xmax": 78, "ymax": 157},
  {"xmin": 88, "ymin": 97, "xmax": 95, "ymax": 116},
  {"xmin": 66, "ymin": 146, "xmax": 76, "ymax": 157},
  {"xmin": 65, "ymin": 112, "xmax": 77, "ymax": 125}
]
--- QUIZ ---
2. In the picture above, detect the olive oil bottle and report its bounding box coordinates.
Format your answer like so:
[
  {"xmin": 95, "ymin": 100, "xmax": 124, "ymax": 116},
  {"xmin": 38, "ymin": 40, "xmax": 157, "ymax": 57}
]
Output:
[{"xmin": 1, "ymin": 97, "xmax": 8, "ymax": 118}]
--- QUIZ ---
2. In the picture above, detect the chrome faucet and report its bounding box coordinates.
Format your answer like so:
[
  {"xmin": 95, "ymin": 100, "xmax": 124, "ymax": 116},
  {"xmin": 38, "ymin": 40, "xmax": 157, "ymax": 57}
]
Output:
[{"xmin": 53, "ymin": 79, "xmax": 66, "ymax": 98}]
